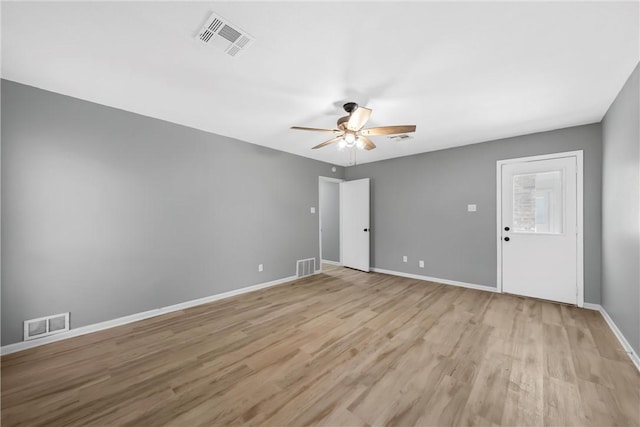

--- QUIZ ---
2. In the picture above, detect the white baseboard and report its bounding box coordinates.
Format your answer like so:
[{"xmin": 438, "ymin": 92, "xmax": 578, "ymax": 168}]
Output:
[
  {"xmin": 598, "ymin": 307, "xmax": 640, "ymax": 371},
  {"xmin": 578, "ymin": 303, "xmax": 639, "ymax": 372},
  {"xmin": 1, "ymin": 275, "xmax": 297, "ymax": 356},
  {"xmin": 321, "ymin": 259, "xmax": 342, "ymax": 266},
  {"xmin": 6, "ymin": 270, "xmax": 637, "ymax": 375},
  {"xmin": 371, "ymin": 268, "xmax": 498, "ymax": 293},
  {"xmin": 373, "ymin": 269, "xmax": 639, "ymax": 372},
  {"xmin": 582, "ymin": 303, "xmax": 601, "ymax": 311}
]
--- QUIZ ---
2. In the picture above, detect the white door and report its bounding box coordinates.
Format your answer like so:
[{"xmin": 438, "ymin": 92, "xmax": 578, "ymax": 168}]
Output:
[
  {"xmin": 341, "ymin": 178, "xmax": 370, "ymax": 272},
  {"xmin": 500, "ymin": 155, "xmax": 578, "ymax": 304}
]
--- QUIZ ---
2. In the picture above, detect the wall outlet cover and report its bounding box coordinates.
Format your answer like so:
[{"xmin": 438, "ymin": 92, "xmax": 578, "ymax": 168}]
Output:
[
  {"xmin": 467, "ymin": 204, "xmax": 477, "ymax": 212},
  {"xmin": 403, "ymin": 256, "xmax": 408, "ymax": 263}
]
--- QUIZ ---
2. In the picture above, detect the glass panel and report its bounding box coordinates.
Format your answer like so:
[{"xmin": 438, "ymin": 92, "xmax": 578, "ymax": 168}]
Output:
[
  {"xmin": 513, "ymin": 170, "xmax": 563, "ymax": 234},
  {"xmin": 28, "ymin": 320, "xmax": 47, "ymax": 336}
]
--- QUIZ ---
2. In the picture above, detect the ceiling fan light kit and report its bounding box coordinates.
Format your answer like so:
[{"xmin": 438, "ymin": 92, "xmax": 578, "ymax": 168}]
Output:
[{"xmin": 291, "ymin": 102, "xmax": 416, "ymax": 152}]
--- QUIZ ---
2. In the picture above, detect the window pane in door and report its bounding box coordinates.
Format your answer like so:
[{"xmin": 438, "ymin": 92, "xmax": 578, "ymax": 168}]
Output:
[{"xmin": 512, "ymin": 170, "xmax": 563, "ymax": 234}]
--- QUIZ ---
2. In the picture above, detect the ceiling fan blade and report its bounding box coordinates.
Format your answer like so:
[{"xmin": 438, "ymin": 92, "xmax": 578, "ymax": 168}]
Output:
[
  {"xmin": 360, "ymin": 125, "xmax": 416, "ymax": 136},
  {"xmin": 312, "ymin": 136, "xmax": 343, "ymax": 149},
  {"xmin": 346, "ymin": 107, "xmax": 372, "ymax": 131},
  {"xmin": 291, "ymin": 126, "xmax": 342, "ymax": 134},
  {"xmin": 360, "ymin": 136, "xmax": 376, "ymax": 151}
]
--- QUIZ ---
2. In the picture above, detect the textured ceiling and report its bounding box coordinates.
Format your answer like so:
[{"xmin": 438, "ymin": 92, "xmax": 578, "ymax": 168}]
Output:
[{"xmin": 2, "ymin": 1, "xmax": 638, "ymax": 166}]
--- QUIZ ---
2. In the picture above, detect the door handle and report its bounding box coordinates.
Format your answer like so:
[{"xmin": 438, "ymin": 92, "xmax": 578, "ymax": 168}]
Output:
[
  {"xmin": 363, "ymin": 228, "xmax": 369, "ymax": 232},
  {"xmin": 504, "ymin": 226, "xmax": 510, "ymax": 231},
  {"xmin": 504, "ymin": 237, "xmax": 510, "ymax": 241}
]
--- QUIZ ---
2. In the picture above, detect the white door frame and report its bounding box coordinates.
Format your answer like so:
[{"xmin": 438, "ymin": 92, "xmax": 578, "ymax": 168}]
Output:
[
  {"xmin": 496, "ymin": 150, "xmax": 584, "ymax": 307},
  {"xmin": 319, "ymin": 176, "xmax": 344, "ymax": 271}
]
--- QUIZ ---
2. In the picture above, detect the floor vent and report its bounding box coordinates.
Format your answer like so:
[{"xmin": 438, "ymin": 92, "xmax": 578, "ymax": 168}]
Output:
[
  {"xmin": 24, "ymin": 313, "xmax": 69, "ymax": 341},
  {"xmin": 297, "ymin": 258, "xmax": 316, "ymax": 278},
  {"xmin": 195, "ymin": 12, "xmax": 255, "ymax": 57}
]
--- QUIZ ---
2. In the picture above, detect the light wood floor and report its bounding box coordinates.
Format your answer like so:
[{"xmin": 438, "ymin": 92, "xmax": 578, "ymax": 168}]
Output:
[{"xmin": 2, "ymin": 265, "xmax": 639, "ymax": 426}]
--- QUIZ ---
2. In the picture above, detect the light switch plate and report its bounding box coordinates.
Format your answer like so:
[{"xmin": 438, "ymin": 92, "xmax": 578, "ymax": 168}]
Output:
[
  {"xmin": 310, "ymin": 207, "xmax": 316, "ymax": 214},
  {"xmin": 258, "ymin": 264, "xmax": 263, "ymax": 272},
  {"xmin": 467, "ymin": 204, "xmax": 477, "ymax": 212}
]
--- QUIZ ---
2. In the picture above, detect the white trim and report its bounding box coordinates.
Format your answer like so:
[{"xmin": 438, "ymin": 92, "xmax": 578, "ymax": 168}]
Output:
[
  {"xmin": 371, "ymin": 268, "xmax": 498, "ymax": 293},
  {"xmin": 496, "ymin": 150, "xmax": 584, "ymax": 307},
  {"xmin": 321, "ymin": 259, "xmax": 342, "ymax": 266},
  {"xmin": 497, "ymin": 150, "xmax": 585, "ymax": 165},
  {"xmin": 339, "ymin": 181, "xmax": 344, "ymax": 268},
  {"xmin": 580, "ymin": 304, "xmax": 640, "ymax": 372},
  {"xmin": 576, "ymin": 152, "xmax": 584, "ymax": 307},
  {"xmin": 1, "ymin": 275, "xmax": 297, "ymax": 356},
  {"xmin": 318, "ymin": 176, "xmax": 344, "ymax": 273},
  {"xmin": 373, "ymin": 267, "xmax": 639, "ymax": 372},
  {"xmin": 496, "ymin": 160, "xmax": 503, "ymax": 294}
]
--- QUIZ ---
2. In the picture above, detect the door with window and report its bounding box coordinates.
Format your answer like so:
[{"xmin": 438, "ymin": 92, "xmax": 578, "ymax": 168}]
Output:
[{"xmin": 500, "ymin": 154, "xmax": 581, "ymax": 305}]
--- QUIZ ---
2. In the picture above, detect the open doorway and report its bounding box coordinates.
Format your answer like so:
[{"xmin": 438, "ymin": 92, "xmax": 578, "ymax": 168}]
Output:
[{"xmin": 319, "ymin": 177, "xmax": 343, "ymax": 270}]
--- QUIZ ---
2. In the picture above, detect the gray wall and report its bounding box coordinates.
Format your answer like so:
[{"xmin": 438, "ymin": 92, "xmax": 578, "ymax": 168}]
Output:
[
  {"xmin": 319, "ymin": 179, "xmax": 340, "ymax": 263},
  {"xmin": 345, "ymin": 123, "xmax": 602, "ymax": 303},
  {"xmin": 1, "ymin": 80, "xmax": 344, "ymax": 345},
  {"xmin": 601, "ymin": 63, "xmax": 639, "ymax": 355}
]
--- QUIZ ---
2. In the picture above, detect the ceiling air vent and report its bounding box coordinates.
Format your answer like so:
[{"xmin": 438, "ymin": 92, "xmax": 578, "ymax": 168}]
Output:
[
  {"xmin": 388, "ymin": 134, "xmax": 412, "ymax": 141},
  {"xmin": 196, "ymin": 12, "xmax": 255, "ymax": 57}
]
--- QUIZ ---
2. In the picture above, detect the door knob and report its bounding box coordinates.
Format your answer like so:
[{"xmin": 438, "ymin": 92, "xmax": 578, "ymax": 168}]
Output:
[
  {"xmin": 363, "ymin": 228, "xmax": 369, "ymax": 232},
  {"xmin": 504, "ymin": 237, "xmax": 510, "ymax": 241},
  {"xmin": 504, "ymin": 226, "xmax": 510, "ymax": 231}
]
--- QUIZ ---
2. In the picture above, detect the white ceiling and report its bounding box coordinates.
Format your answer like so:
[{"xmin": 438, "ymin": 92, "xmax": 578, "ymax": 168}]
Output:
[{"xmin": 2, "ymin": 1, "xmax": 638, "ymax": 166}]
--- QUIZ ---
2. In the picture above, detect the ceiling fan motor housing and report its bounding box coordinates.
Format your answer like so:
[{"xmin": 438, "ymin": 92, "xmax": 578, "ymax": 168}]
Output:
[
  {"xmin": 337, "ymin": 102, "xmax": 359, "ymax": 129},
  {"xmin": 343, "ymin": 102, "xmax": 358, "ymax": 113}
]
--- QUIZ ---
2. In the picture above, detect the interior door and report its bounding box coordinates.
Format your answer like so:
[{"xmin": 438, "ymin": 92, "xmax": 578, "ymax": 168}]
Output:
[
  {"xmin": 341, "ymin": 178, "xmax": 370, "ymax": 272},
  {"xmin": 501, "ymin": 156, "xmax": 577, "ymax": 304}
]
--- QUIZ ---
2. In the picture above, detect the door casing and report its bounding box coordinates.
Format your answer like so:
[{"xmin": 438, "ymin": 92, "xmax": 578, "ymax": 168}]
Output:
[
  {"xmin": 318, "ymin": 176, "xmax": 344, "ymax": 271},
  {"xmin": 496, "ymin": 150, "xmax": 584, "ymax": 307}
]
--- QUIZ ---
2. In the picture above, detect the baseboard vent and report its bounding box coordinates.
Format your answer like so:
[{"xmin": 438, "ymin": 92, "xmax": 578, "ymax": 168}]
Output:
[
  {"xmin": 24, "ymin": 313, "xmax": 69, "ymax": 341},
  {"xmin": 297, "ymin": 258, "xmax": 316, "ymax": 278}
]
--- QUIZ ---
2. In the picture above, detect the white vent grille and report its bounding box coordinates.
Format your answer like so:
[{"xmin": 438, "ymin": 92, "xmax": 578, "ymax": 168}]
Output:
[
  {"xmin": 24, "ymin": 312, "xmax": 69, "ymax": 341},
  {"xmin": 196, "ymin": 12, "xmax": 255, "ymax": 57},
  {"xmin": 297, "ymin": 258, "xmax": 316, "ymax": 278},
  {"xmin": 388, "ymin": 134, "xmax": 412, "ymax": 141}
]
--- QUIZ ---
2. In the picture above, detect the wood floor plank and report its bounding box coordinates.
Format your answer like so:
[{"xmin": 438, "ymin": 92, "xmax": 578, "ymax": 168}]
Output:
[
  {"xmin": 502, "ymin": 362, "xmax": 544, "ymax": 426},
  {"xmin": 2, "ymin": 265, "xmax": 638, "ymax": 426},
  {"xmin": 457, "ymin": 351, "xmax": 513, "ymax": 425}
]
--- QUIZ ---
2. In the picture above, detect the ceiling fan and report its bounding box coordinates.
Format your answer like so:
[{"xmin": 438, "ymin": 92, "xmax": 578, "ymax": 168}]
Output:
[{"xmin": 291, "ymin": 102, "xmax": 416, "ymax": 151}]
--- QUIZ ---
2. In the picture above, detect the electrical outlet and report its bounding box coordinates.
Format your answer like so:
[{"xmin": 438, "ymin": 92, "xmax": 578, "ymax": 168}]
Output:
[
  {"xmin": 403, "ymin": 255, "xmax": 408, "ymax": 263},
  {"xmin": 419, "ymin": 260, "xmax": 424, "ymax": 268},
  {"xmin": 310, "ymin": 207, "xmax": 316, "ymax": 214},
  {"xmin": 258, "ymin": 264, "xmax": 263, "ymax": 272}
]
